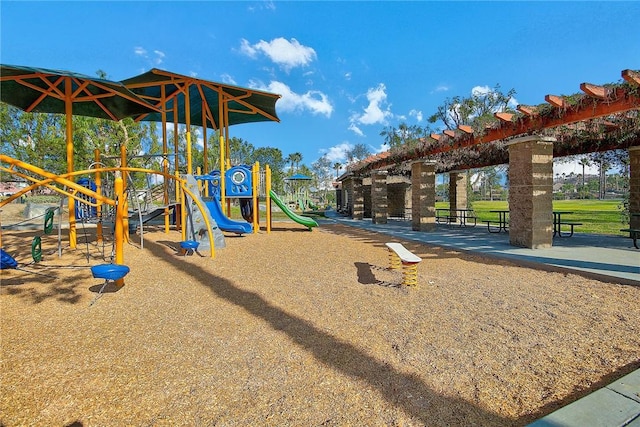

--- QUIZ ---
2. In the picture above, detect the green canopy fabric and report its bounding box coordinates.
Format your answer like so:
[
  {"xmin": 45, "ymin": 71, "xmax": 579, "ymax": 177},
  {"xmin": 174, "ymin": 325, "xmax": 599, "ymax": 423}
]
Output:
[
  {"xmin": 121, "ymin": 68, "xmax": 280, "ymax": 128},
  {"xmin": 0, "ymin": 64, "xmax": 158, "ymax": 120}
]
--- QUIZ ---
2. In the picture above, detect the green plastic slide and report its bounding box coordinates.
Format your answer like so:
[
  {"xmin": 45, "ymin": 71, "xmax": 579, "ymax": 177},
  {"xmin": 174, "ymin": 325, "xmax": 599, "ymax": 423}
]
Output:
[{"xmin": 269, "ymin": 190, "xmax": 318, "ymax": 230}]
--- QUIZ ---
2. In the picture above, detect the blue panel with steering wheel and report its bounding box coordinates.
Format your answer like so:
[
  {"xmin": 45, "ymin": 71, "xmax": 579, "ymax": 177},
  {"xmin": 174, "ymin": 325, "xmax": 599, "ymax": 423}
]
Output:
[{"xmin": 224, "ymin": 165, "xmax": 252, "ymax": 198}]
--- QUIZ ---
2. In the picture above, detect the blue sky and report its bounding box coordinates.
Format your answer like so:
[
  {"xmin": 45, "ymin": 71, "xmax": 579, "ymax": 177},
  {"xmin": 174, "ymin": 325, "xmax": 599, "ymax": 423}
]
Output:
[{"xmin": 1, "ymin": 1, "xmax": 639, "ymax": 176}]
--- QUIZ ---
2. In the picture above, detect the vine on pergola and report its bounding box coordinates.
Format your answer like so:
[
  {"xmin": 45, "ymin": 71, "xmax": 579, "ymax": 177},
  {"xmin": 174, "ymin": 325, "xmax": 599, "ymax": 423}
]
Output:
[{"xmin": 347, "ymin": 70, "xmax": 640, "ymax": 178}]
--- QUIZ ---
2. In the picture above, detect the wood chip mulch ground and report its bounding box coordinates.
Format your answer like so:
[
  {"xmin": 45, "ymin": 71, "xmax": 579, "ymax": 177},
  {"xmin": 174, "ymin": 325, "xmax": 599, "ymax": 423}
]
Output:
[{"xmin": 1, "ymin": 215, "xmax": 639, "ymax": 426}]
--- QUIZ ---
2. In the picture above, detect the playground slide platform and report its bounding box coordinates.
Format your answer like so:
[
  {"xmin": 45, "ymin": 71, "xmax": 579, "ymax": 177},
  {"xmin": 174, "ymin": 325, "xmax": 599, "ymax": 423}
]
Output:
[
  {"xmin": 269, "ymin": 190, "xmax": 318, "ymax": 230},
  {"xmin": 127, "ymin": 204, "xmax": 177, "ymax": 231},
  {"xmin": 204, "ymin": 197, "xmax": 253, "ymax": 235}
]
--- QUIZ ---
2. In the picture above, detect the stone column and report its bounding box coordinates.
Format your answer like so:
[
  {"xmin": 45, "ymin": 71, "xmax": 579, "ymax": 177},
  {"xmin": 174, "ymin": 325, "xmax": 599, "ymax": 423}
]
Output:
[
  {"xmin": 352, "ymin": 176, "xmax": 364, "ymax": 220},
  {"xmin": 411, "ymin": 161, "xmax": 436, "ymax": 231},
  {"xmin": 449, "ymin": 172, "xmax": 468, "ymax": 214},
  {"xmin": 629, "ymin": 147, "xmax": 640, "ymax": 230},
  {"xmin": 371, "ymin": 170, "xmax": 388, "ymax": 224},
  {"xmin": 507, "ymin": 135, "xmax": 555, "ymax": 248}
]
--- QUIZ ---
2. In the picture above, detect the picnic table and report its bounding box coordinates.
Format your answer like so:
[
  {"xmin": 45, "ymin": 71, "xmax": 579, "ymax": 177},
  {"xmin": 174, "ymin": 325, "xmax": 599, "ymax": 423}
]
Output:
[
  {"xmin": 621, "ymin": 212, "xmax": 640, "ymax": 249},
  {"xmin": 436, "ymin": 208, "xmax": 477, "ymax": 227},
  {"xmin": 485, "ymin": 210, "xmax": 509, "ymax": 233},
  {"xmin": 553, "ymin": 211, "xmax": 582, "ymax": 237}
]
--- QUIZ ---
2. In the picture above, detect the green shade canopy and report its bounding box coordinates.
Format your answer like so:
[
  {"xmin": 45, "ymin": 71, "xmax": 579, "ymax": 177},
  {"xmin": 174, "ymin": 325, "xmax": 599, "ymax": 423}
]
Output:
[
  {"xmin": 121, "ymin": 68, "xmax": 281, "ymax": 129},
  {"xmin": 0, "ymin": 64, "xmax": 159, "ymax": 120}
]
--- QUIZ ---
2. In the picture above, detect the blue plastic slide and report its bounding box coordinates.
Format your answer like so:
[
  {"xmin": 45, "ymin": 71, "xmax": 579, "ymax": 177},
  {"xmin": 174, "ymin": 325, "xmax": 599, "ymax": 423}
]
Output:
[{"xmin": 204, "ymin": 197, "xmax": 253, "ymax": 235}]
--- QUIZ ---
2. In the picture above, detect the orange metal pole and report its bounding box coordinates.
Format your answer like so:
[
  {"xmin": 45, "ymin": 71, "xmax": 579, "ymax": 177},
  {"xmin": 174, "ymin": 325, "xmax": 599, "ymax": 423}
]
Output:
[{"xmin": 65, "ymin": 78, "xmax": 77, "ymax": 249}]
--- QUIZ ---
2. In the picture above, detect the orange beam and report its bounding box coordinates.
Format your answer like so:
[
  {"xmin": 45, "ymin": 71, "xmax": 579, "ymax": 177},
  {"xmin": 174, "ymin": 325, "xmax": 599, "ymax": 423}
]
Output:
[
  {"xmin": 353, "ymin": 83, "xmax": 640, "ymax": 174},
  {"xmin": 517, "ymin": 105, "xmax": 538, "ymax": 116},
  {"xmin": 494, "ymin": 112, "xmax": 514, "ymax": 122},
  {"xmin": 623, "ymin": 69, "xmax": 640, "ymax": 86},
  {"xmin": 458, "ymin": 125, "xmax": 473, "ymax": 134},
  {"xmin": 580, "ymin": 83, "xmax": 610, "ymax": 99},
  {"xmin": 545, "ymin": 94, "xmax": 567, "ymax": 108}
]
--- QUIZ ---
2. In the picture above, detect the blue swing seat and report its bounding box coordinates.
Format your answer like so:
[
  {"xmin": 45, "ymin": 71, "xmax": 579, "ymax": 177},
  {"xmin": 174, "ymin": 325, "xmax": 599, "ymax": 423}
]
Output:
[
  {"xmin": 179, "ymin": 240, "xmax": 200, "ymax": 256},
  {"xmin": 91, "ymin": 264, "xmax": 130, "ymax": 281}
]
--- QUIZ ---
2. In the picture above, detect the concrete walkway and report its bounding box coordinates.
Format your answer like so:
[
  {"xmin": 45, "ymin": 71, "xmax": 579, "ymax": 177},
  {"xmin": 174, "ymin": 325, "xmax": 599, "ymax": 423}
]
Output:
[
  {"xmin": 319, "ymin": 213, "xmax": 640, "ymax": 286},
  {"xmin": 319, "ymin": 212, "xmax": 640, "ymax": 427}
]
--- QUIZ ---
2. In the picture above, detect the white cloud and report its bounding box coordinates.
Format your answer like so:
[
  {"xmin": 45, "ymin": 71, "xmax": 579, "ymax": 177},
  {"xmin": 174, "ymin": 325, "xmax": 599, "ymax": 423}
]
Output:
[
  {"xmin": 153, "ymin": 50, "xmax": 165, "ymax": 65},
  {"xmin": 250, "ymin": 80, "xmax": 333, "ymax": 117},
  {"xmin": 134, "ymin": 47, "xmax": 165, "ymax": 67},
  {"xmin": 432, "ymin": 84, "xmax": 450, "ymax": 93},
  {"xmin": 348, "ymin": 83, "xmax": 392, "ymax": 135},
  {"xmin": 321, "ymin": 142, "xmax": 353, "ymax": 162},
  {"xmin": 220, "ymin": 73, "xmax": 237, "ymax": 85},
  {"xmin": 348, "ymin": 123, "xmax": 364, "ymax": 137},
  {"xmin": 239, "ymin": 37, "xmax": 316, "ymax": 72},
  {"xmin": 409, "ymin": 109, "xmax": 423, "ymax": 122}
]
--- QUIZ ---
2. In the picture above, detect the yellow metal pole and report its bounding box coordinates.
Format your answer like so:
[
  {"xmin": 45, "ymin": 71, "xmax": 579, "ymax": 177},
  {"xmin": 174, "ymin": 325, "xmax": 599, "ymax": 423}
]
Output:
[
  {"xmin": 120, "ymin": 145, "xmax": 129, "ymax": 241},
  {"xmin": 95, "ymin": 149, "xmax": 103, "ymax": 243},
  {"xmin": 161, "ymin": 84, "xmax": 170, "ymax": 234},
  {"xmin": 219, "ymin": 135, "xmax": 226, "ymax": 209},
  {"xmin": 173, "ymin": 102, "xmax": 179, "ymax": 175},
  {"xmin": 252, "ymin": 162, "xmax": 259, "ymax": 233},
  {"xmin": 185, "ymin": 84, "xmax": 192, "ymax": 175},
  {"xmin": 114, "ymin": 176, "xmax": 125, "ymax": 286},
  {"xmin": 65, "ymin": 78, "xmax": 77, "ymax": 249},
  {"xmin": 178, "ymin": 170, "xmax": 185, "ymax": 241},
  {"xmin": 266, "ymin": 165, "xmax": 272, "ymax": 234},
  {"xmin": 202, "ymin": 107, "xmax": 208, "ymax": 175}
]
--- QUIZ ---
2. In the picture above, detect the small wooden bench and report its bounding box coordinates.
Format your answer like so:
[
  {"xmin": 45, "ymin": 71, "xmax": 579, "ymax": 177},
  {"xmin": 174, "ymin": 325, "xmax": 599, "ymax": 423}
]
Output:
[
  {"xmin": 385, "ymin": 242, "xmax": 422, "ymax": 286},
  {"xmin": 620, "ymin": 228, "xmax": 640, "ymax": 249},
  {"xmin": 555, "ymin": 222, "xmax": 583, "ymax": 237}
]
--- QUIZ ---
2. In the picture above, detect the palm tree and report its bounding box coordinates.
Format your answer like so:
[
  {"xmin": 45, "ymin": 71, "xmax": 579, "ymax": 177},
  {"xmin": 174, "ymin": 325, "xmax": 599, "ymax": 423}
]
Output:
[
  {"xmin": 333, "ymin": 162, "xmax": 342, "ymax": 178},
  {"xmin": 578, "ymin": 157, "xmax": 591, "ymax": 198},
  {"xmin": 291, "ymin": 152, "xmax": 302, "ymax": 173},
  {"xmin": 286, "ymin": 153, "xmax": 296, "ymax": 174}
]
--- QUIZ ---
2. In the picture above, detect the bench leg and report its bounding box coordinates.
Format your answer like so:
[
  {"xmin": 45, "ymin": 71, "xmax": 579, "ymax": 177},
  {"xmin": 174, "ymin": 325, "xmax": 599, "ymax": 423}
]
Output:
[{"xmin": 402, "ymin": 262, "xmax": 418, "ymax": 286}]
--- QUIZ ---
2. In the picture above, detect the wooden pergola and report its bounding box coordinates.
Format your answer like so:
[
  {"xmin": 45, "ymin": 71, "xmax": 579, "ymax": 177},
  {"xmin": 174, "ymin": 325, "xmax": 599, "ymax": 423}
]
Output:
[
  {"xmin": 338, "ymin": 69, "xmax": 640, "ymax": 249},
  {"xmin": 347, "ymin": 69, "xmax": 640, "ymax": 176}
]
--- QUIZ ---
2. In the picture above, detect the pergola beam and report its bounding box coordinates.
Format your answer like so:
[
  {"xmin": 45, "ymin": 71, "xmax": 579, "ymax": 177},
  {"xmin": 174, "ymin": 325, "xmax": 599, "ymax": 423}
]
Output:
[{"xmin": 349, "ymin": 69, "xmax": 640, "ymax": 176}]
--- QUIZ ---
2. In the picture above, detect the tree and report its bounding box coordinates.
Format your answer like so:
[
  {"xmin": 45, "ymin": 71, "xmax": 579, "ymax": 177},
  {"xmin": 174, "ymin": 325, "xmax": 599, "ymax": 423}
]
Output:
[
  {"xmin": 428, "ymin": 84, "xmax": 516, "ymax": 132},
  {"xmin": 252, "ymin": 147, "xmax": 285, "ymax": 192},
  {"xmin": 333, "ymin": 162, "xmax": 342, "ymax": 178},
  {"xmin": 346, "ymin": 143, "xmax": 371, "ymax": 163},
  {"xmin": 578, "ymin": 156, "xmax": 591, "ymax": 197},
  {"xmin": 380, "ymin": 122, "xmax": 428, "ymax": 149},
  {"xmin": 290, "ymin": 152, "xmax": 303, "ymax": 173},
  {"xmin": 312, "ymin": 155, "xmax": 333, "ymax": 204}
]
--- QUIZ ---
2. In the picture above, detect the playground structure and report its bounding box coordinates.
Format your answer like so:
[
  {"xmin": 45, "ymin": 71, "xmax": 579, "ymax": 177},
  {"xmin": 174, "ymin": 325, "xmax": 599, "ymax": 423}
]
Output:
[
  {"xmin": 0, "ymin": 152, "xmax": 219, "ymax": 287},
  {"xmin": 284, "ymin": 173, "xmax": 314, "ymax": 212},
  {"xmin": 1, "ymin": 64, "xmax": 322, "ymax": 295},
  {"xmin": 1, "ymin": 148, "xmax": 319, "ymax": 282}
]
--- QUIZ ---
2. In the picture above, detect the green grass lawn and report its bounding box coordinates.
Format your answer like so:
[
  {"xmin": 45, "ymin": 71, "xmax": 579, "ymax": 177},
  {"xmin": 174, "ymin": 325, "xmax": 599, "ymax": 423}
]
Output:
[{"xmin": 436, "ymin": 199, "xmax": 629, "ymax": 235}]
